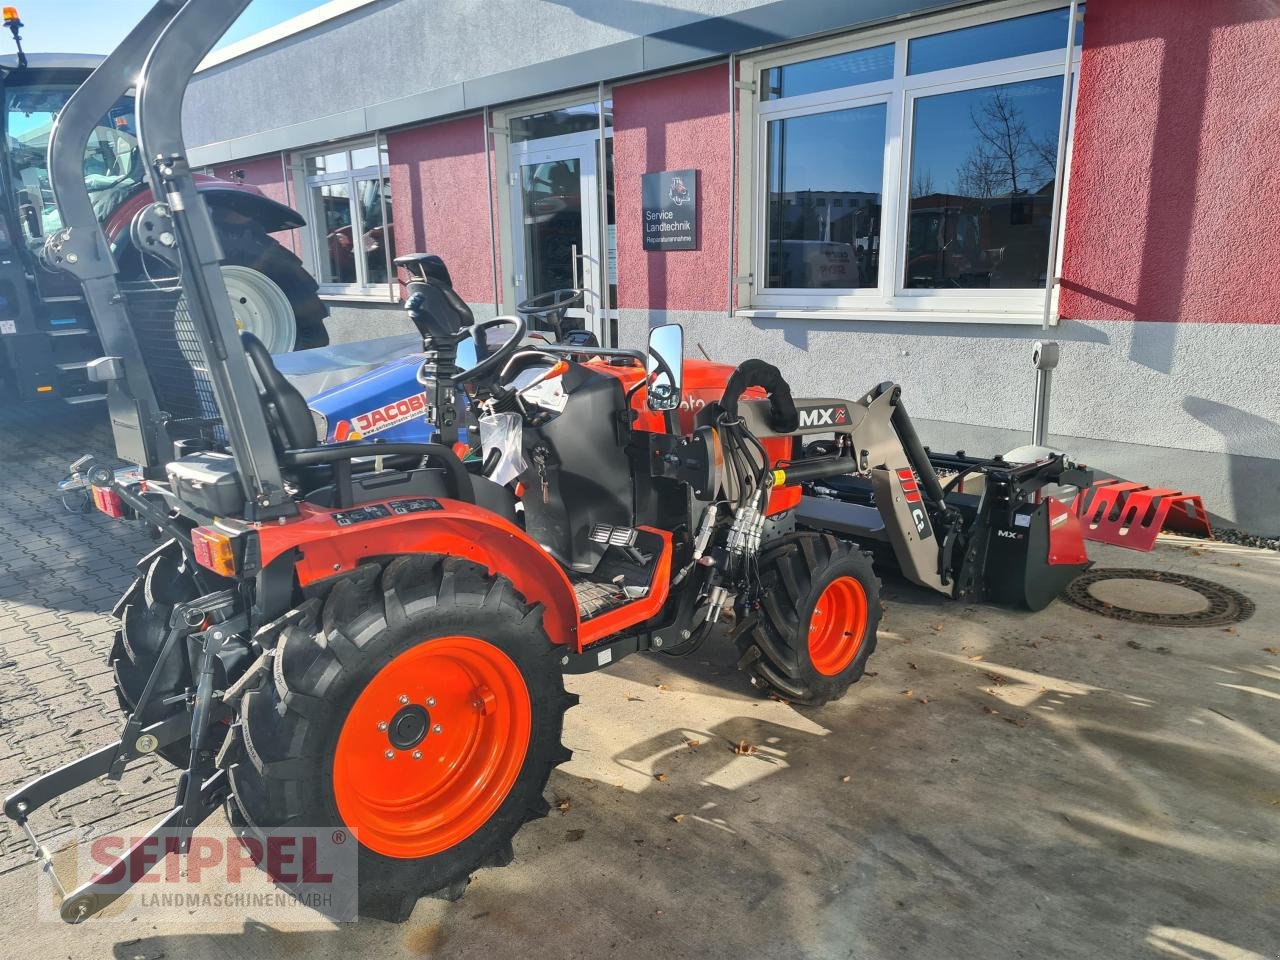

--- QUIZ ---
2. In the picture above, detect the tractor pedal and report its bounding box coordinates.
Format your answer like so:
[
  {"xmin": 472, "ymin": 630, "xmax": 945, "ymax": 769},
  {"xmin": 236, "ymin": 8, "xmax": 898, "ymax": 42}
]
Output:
[{"xmin": 588, "ymin": 523, "xmax": 638, "ymax": 548}]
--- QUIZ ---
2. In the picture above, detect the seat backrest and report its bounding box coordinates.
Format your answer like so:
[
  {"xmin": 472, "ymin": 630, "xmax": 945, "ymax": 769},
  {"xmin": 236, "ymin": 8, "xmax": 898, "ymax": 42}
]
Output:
[{"xmin": 241, "ymin": 332, "xmax": 317, "ymax": 451}]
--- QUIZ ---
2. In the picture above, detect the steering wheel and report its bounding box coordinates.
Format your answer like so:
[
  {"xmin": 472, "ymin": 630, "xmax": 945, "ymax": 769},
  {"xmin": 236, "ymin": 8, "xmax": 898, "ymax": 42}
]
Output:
[
  {"xmin": 645, "ymin": 350, "xmax": 681, "ymax": 409},
  {"xmin": 516, "ymin": 288, "xmax": 584, "ymax": 338},
  {"xmin": 451, "ymin": 314, "xmax": 526, "ymax": 387}
]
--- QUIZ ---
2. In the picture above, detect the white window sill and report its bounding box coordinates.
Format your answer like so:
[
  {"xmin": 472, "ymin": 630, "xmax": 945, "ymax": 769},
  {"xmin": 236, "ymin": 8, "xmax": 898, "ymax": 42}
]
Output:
[
  {"xmin": 736, "ymin": 307, "xmax": 1055, "ymax": 327},
  {"xmin": 319, "ymin": 289, "xmax": 399, "ymax": 305}
]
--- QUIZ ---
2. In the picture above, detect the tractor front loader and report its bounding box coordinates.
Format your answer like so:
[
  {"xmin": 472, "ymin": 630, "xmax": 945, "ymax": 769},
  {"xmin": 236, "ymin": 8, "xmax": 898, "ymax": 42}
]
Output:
[{"xmin": 6, "ymin": 0, "xmax": 1114, "ymax": 924}]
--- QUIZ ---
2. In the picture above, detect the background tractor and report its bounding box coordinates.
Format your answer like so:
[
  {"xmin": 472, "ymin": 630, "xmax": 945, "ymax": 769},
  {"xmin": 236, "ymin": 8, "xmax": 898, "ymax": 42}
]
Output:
[{"xmin": 0, "ymin": 8, "xmax": 326, "ymax": 408}]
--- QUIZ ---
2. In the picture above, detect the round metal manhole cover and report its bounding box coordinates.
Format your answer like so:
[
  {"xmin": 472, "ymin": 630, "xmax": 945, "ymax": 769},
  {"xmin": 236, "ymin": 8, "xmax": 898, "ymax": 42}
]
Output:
[{"xmin": 1063, "ymin": 568, "xmax": 1255, "ymax": 627}]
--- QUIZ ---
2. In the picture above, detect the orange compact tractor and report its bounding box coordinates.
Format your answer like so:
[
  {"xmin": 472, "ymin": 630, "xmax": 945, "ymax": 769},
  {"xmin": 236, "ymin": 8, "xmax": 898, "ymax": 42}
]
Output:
[{"xmin": 6, "ymin": 0, "xmax": 1109, "ymax": 923}]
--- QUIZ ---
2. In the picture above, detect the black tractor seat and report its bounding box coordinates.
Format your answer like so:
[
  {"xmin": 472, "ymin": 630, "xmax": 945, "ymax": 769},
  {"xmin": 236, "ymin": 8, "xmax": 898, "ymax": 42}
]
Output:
[{"xmin": 239, "ymin": 331, "xmax": 475, "ymax": 509}]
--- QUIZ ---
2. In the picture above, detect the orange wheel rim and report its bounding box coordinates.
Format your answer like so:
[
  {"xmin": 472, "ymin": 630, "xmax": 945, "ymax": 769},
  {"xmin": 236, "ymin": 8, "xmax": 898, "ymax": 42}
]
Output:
[
  {"xmin": 333, "ymin": 636, "xmax": 531, "ymax": 859},
  {"xmin": 807, "ymin": 576, "xmax": 868, "ymax": 676}
]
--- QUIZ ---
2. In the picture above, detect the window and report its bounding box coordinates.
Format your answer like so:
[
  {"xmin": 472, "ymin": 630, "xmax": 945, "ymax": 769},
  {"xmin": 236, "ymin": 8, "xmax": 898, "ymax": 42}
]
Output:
[
  {"xmin": 748, "ymin": 2, "xmax": 1083, "ymax": 320},
  {"xmin": 5, "ymin": 85, "xmax": 141, "ymax": 250},
  {"xmin": 765, "ymin": 104, "xmax": 886, "ymax": 289},
  {"xmin": 301, "ymin": 141, "xmax": 392, "ymax": 293}
]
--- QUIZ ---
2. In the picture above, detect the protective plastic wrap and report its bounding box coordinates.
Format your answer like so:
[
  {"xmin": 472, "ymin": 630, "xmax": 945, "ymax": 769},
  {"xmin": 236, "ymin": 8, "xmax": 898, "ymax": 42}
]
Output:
[{"xmin": 479, "ymin": 412, "xmax": 527, "ymax": 487}]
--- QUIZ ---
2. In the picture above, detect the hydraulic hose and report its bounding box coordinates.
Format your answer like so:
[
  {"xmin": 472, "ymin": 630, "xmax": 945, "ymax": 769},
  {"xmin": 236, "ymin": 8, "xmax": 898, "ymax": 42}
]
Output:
[{"xmin": 720, "ymin": 359, "xmax": 799, "ymax": 433}]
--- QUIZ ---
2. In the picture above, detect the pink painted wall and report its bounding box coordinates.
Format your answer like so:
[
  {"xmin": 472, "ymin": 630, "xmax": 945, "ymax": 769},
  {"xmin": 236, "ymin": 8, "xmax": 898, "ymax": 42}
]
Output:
[
  {"xmin": 1060, "ymin": 0, "xmax": 1280, "ymax": 323},
  {"xmin": 386, "ymin": 114, "xmax": 498, "ymax": 306},
  {"xmin": 207, "ymin": 153, "xmax": 301, "ymax": 255},
  {"xmin": 613, "ymin": 64, "xmax": 731, "ymax": 313}
]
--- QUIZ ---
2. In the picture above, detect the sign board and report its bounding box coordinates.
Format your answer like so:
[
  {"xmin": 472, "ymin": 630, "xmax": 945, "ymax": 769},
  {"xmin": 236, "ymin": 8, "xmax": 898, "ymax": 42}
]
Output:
[{"xmin": 642, "ymin": 169, "xmax": 698, "ymax": 251}]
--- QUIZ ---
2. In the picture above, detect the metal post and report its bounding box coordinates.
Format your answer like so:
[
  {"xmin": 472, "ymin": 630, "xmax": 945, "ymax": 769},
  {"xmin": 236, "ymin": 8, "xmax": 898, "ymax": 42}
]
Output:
[
  {"xmin": 483, "ymin": 105, "xmax": 500, "ymax": 314},
  {"xmin": 597, "ymin": 80, "xmax": 611, "ymax": 345},
  {"xmin": 374, "ymin": 129, "xmax": 394, "ymax": 301},
  {"xmin": 1032, "ymin": 0, "xmax": 1081, "ymax": 443},
  {"xmin": 1031, "ymin": 341, "xmax": 1059, "ymax": 447},
  {"xmin": 726, "ymin": 53, "xmax": 736, "ymax": 317}
]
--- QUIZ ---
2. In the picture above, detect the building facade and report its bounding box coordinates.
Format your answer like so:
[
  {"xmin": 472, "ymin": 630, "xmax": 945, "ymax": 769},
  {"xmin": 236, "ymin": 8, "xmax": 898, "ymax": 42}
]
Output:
[{"xmin": 184, "ymin": 0, "xmax": 1280, "ymax": 532}]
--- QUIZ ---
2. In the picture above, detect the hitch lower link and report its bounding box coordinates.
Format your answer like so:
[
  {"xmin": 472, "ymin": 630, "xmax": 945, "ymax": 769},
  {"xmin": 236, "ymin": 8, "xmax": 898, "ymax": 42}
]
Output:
[{"xmin": 3, "ymin": 590, "xmax": 242, "ymax": 923}]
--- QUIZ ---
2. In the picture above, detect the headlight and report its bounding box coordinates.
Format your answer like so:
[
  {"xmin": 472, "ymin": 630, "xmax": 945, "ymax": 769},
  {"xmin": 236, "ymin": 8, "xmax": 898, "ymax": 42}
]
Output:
[{"xmin": 309, "ymin": 407, "xmax": 328, "ymax": 441}]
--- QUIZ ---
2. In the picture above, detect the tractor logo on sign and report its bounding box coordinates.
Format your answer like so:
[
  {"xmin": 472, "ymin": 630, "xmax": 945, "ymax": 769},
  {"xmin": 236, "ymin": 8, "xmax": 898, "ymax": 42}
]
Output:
[
  {"xmin": 669, "ymin": 176, "xmax": 691, "ymax": 206},
  {"xmin": 352, "ymin": 392, "xmax": 432, "ymax": 436},
  {"xmin": 797, "ymin": 404, "xmax": 851, "ymax": 428}
]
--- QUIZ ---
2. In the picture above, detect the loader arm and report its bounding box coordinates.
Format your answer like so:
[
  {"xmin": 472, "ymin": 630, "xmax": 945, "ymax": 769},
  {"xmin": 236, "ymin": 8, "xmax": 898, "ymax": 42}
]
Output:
[{"xmin": 734, "ymin": 384, "xmax": 952, "ymax": 594}]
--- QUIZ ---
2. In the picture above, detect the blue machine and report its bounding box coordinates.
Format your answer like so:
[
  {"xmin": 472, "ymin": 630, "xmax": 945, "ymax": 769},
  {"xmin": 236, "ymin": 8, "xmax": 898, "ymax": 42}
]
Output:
[
  {"xmin": 276, "ymin": 254, "xmax": 593, "ymax": 447},
  {"xmin": 302, "ymin": 339, "xmax": 478, "ymax": 445}
]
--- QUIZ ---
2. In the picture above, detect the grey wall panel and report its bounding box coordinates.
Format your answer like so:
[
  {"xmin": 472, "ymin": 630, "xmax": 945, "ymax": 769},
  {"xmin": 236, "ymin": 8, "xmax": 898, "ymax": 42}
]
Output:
[
  {"xmin": 460, "ymin": 39, "xmax": 646, "ymax": 111},
  {"xmin": 184, "ymin": 0, "xmax": 960, "ymax": 160}
]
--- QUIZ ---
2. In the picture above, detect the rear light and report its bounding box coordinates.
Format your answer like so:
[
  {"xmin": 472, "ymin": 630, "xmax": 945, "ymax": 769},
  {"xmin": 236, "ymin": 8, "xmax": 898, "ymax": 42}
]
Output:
[
  {"xmin": 452, "ymin": 441, "xmax": 470, "ymax": 461},
  {"xmin": 91, "ymin": 486, "xmax": 129, "ymax": 519},
  {"xmin": 192, "ymin": 526, "xmax": 237, "ymax": 577}
]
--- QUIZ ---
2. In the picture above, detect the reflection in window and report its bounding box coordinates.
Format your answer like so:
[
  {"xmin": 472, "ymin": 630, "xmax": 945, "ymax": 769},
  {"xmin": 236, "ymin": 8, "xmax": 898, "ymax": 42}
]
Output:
[
  {"xmin": 305, "ymin": 151, "xmax": 348, "ymax": 176},
  {"xmin": 907, "ymin": 7, "xmax": 1080, "ymax": 75},
  {"xmin": 510, "ymin": 100, "xmax": 612, "ymax": 143},
  {"xmin": 765, "ymin": 103, "xmax": 887, "ymax": 289},
  {"xmin": 905, "ymin": 76, "xmax": 1063, "ymax": 289},
  {"xmin": 356, "ymin": 177, "xmax": 392, "ymax": 284},
  {"xmin": 521, "ymin": 158, "xmax": 582, "ymax": 297},
  {"xmin": 5, "ymin": 86, "xmax": 142, "ymax": 248},
  {"xmin": 312, "ymin": 182, "xmax": 355, "ymax": 284},
  {"xmin": 762, "ymin": 44, "xmax": 894, "ymax": 100},
  {"xmin": 303, "ymin": 142, "xmax": 393, "ymax": 289}
]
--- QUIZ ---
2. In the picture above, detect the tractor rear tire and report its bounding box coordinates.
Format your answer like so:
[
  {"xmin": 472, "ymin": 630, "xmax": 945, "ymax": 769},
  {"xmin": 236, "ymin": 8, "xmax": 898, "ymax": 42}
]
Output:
[
  {"xmin": 216, "ymin": 221, "xmax": 329, "ymax": 350},
  {"xmin": 225, "ymin": 555, "xmax": 574, "ymax": 922},
  {"xmin": 734, "ymin": 533, "xmax": 881, "ymax": 707},
  {"xmin": 111, "ymin": 540, "xmax": 198, "ymax": 767}
]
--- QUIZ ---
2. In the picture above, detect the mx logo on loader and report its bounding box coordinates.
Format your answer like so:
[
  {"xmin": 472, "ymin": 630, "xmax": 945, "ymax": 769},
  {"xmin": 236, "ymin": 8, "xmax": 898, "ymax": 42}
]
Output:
[
  {"xmin": 797, "ymin": 403, "xmax": 851, "ymax": 429},
  {"xmin": 896, "ymin": 468, "xmax": 933, "ymax": 541}
]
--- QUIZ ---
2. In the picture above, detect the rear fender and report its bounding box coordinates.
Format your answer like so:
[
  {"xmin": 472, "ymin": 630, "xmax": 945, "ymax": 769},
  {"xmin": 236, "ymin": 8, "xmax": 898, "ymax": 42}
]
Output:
[
  {"xmin": 102, "ymin": 177, "xmax": 305, "ymax": 245},
  {"xmin": 257, "ymin": 499, "xmax": 579, "ymax": 646},
  {"xmin": 196, "ymin": 183, "xmax": 306, "ymax": 233}
]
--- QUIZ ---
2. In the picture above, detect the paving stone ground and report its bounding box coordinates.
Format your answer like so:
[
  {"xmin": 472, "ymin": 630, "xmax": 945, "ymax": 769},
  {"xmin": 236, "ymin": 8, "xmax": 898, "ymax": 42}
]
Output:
[{"xmin": 0, "ymin": 400, "xmax": 165, "ymax": 873}]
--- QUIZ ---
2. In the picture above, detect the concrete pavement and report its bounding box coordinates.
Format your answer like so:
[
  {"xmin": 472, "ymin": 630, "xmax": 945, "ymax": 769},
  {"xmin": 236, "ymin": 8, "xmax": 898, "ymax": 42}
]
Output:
[{"xmin": 0, "ymin": 403, "xmax": 1276, "ymax": 960}]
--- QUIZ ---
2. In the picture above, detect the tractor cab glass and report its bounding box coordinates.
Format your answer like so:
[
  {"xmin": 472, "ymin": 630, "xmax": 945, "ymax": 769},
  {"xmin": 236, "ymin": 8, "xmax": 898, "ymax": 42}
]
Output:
[
  {"xmin": 4, "ymin": 83, "xmax": 141, "ymax": 249},
  {"xmin": 645, "ymin": 323, "xmax": 684, "ymax": 411}
]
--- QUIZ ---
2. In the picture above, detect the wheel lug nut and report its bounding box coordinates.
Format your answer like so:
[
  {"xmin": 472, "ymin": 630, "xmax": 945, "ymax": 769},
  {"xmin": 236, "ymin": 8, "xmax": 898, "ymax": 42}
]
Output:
[
  {"xmin": 398, "ymin": 694, "xmax": 409, "ymax": 705},
  {"xmin": 412, "ymin": 751, "xmax": 422, "ymax": 760},
  {"xmin": 378, "ymin": 721, "xmax": 388, "ymax": 731},
  {"xmin": 432, "ymin": 724, "xmax": 443, "ymax": 734},
  {"xmin": 384, "ymin": 750, "xmax": 395, "ymax": 760},
  {"xmin": 426, "ymin": 697, "xmax": 436, "ymax": 707}
]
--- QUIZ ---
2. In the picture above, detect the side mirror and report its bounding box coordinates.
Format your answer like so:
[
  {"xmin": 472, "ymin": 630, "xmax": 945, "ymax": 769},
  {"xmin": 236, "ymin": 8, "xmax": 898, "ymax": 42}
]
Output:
[{"xmin": 646, "ymin": 323, "xmax": 684, "ymax": 412}]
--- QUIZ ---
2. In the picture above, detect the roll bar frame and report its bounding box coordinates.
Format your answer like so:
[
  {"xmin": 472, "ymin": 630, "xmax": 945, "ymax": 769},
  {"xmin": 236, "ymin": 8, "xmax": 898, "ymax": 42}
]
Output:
[{"xmin": 45, "ymin": 0, "xmax": 295, "ymax": 519}]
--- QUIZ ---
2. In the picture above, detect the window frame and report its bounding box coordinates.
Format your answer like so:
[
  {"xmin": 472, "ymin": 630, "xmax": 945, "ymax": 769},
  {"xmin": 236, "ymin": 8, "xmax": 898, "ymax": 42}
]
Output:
[
  {"xmin": 298, "ymin": 139, "xmax": 393, "ymax": 299},
  {"xmin": 740, "ymin": 0, "xmax": 1083, "ymax": 324}
]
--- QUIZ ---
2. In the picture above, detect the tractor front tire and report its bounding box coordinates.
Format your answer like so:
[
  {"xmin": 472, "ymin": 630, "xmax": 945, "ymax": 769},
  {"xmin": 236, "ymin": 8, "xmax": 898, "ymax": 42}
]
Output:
[
  {"xmin": 734, "ymin": 533, "xmax": 881, "ymax": 707},
  {"xmin": 226, "ymin": 555, "xmax": 574, "ymax": 922}
]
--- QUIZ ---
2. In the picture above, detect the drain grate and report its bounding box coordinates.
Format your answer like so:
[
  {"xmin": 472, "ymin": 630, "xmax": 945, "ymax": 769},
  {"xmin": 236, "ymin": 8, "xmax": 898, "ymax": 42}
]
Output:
[{"xmin": 1063, "ymin": 568, "xmax": 1255, "ymax": 627}]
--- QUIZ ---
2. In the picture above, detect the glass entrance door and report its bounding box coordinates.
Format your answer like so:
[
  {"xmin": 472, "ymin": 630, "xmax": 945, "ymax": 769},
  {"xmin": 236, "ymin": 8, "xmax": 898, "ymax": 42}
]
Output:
[{"xmin": 509, "ymin": 140, "xmax": 603, "ymax": 344}]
